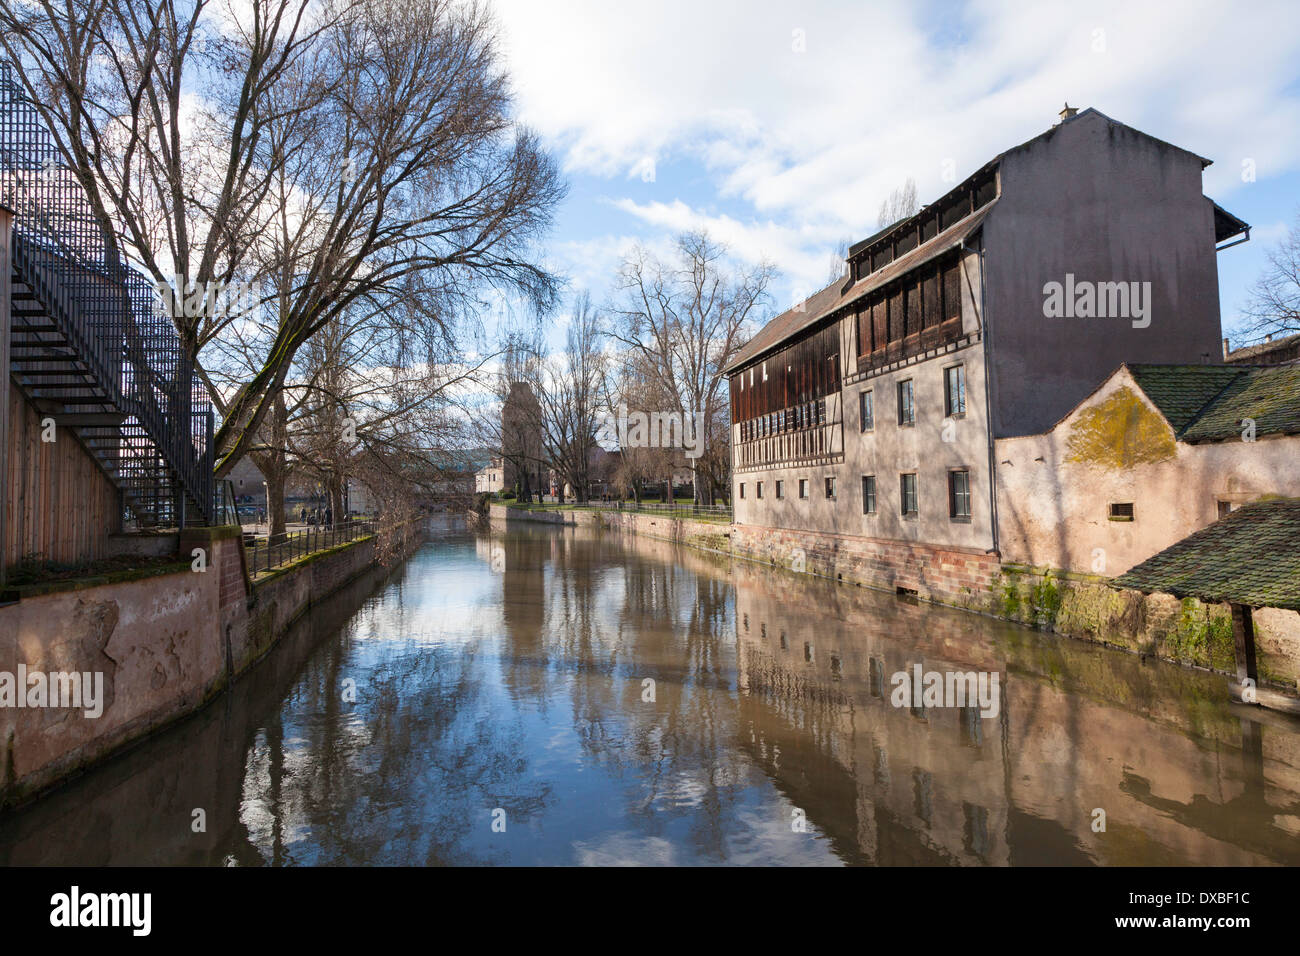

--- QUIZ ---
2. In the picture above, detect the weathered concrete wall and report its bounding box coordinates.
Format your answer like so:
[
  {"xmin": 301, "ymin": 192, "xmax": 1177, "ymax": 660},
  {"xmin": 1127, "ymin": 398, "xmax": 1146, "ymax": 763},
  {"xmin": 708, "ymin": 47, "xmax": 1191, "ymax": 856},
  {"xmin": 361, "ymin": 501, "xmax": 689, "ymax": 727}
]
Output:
[
  {"xmin": 0, "ymin": 521, "xmax": 424, "ymax": 809},
  {"xmin": 985, "ymin": 109, "xmax": 1225, "ymax": 437},
  {"xmin": 995, "ymin": 366, "xmax": 1300, "ymax": 575}
]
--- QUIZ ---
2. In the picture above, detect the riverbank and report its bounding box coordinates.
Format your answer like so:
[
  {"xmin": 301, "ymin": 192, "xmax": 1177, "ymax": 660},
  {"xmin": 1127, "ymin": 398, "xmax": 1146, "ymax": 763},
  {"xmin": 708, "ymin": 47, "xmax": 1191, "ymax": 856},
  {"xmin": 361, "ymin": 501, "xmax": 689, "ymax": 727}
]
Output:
[
  {"xmin": 0, "ymin": 517, "xmax": 429, "ymax": 810},
  {"xmin": 488, "ymin": 502, "xmax": 1300, "ymax": 711}
]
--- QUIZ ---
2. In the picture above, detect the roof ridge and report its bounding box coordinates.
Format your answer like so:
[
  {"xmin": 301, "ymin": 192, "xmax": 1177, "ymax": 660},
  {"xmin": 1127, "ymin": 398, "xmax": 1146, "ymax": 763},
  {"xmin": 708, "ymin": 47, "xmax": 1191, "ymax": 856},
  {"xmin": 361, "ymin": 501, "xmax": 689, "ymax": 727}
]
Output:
[
  {"xmin": 1125, "ymin": 363, "xmax": 1249, "ymax": 439},
  {"xmin": 1174, "ymin": 366, "xmax": 1254, "ymax": 440}
]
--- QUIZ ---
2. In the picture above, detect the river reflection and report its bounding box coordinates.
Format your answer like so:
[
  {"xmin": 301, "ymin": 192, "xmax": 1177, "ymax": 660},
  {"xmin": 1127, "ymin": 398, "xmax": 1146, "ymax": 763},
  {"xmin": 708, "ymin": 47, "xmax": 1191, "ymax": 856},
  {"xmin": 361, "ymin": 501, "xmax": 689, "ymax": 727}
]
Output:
[{"xmin": 2, "ymin": 520, "xmax": 1298, "ymax": 865}]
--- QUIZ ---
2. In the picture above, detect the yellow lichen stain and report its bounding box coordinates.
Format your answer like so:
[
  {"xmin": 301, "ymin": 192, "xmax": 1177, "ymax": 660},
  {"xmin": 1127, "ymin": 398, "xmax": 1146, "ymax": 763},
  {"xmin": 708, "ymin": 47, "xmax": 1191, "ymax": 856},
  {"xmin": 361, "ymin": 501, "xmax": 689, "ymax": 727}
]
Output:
[{"xmin": 1065, "ymin": 386, "xmax": 1176, "ymax": 469}]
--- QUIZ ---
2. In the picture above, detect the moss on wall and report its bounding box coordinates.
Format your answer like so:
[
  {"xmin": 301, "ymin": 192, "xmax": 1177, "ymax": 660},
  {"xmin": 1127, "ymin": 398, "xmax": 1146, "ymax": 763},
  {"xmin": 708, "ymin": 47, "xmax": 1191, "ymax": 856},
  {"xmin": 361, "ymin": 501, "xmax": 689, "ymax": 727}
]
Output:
[{"xmin": 1065, "ymin": 385, "xmax": 1177, "ymax": 469}]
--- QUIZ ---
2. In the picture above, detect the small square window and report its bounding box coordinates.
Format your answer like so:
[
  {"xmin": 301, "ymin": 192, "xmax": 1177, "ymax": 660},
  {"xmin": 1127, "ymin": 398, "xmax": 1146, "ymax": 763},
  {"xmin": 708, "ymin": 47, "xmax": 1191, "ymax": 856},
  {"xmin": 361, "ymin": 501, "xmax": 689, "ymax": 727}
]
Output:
[
  {"xmin": 799, "ymin": 478, "xmax": 809, "ymax": 499},
  {"xmin": 1217, "ymin": 500, "xmax": 1232, "ymax": 519},
  {"xmin": 860, "ymin": 389, "xmax": 875, "ymax": 432},
  {"xmin": 862, "ymin": 476, "xmax": 877, "ymax": 515},
  {"xmin": 1109, "ymin": 502, "xmax": 1134, "ymax": 521},
  {"xmin": 898, "ymin": 380, "xmax": 915, "ymax": 426},
  {"xmin": 825, "ymin": 476, "xmax": 836, "ymax": 499},
  {"xmin": 900, "ymin": 473, "xmax": 918, "ymax": 516}
]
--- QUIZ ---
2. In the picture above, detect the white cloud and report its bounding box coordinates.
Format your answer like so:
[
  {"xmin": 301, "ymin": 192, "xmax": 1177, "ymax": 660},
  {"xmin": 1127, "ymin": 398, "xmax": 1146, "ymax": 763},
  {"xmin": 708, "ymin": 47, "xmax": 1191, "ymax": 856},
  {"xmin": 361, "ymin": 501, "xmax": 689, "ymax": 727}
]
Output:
[{"xmin": 495, "ymin": 0, "xmax": 1300, "ymax": 303}]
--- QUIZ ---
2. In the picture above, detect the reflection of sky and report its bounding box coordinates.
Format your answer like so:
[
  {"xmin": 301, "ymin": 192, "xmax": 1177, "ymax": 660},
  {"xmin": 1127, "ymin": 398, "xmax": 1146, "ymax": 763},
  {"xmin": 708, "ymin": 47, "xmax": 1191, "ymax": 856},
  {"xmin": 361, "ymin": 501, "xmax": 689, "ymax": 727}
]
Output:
[{"xmin": 237, "ymin": 532, "xmax": 844, "ymax": 865}]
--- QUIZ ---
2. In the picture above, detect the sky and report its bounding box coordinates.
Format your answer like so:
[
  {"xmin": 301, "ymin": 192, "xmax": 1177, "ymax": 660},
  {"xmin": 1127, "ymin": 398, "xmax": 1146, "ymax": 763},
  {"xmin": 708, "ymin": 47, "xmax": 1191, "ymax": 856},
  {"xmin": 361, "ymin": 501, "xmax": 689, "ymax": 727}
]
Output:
[{"xmin": 490, "ymin": 0, "xmax": 1300, "ymax": 349}]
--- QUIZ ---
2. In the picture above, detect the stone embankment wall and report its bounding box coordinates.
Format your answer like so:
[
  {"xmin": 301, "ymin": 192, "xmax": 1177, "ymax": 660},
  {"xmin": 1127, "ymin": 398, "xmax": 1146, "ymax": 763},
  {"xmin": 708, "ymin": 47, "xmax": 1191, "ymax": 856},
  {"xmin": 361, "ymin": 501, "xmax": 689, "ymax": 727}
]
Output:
[{"xmin": 0, "ymin": 521, "xmax": 425, "ymax": 809}]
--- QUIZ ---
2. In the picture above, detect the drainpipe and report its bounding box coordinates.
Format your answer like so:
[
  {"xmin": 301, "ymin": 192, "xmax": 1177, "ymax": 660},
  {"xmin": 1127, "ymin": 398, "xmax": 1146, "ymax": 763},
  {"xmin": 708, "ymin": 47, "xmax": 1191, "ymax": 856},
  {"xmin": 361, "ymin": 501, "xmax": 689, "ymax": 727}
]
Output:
[{"xmin": 964, "ymin": 234, "xmax": 999, "ymax": 556}]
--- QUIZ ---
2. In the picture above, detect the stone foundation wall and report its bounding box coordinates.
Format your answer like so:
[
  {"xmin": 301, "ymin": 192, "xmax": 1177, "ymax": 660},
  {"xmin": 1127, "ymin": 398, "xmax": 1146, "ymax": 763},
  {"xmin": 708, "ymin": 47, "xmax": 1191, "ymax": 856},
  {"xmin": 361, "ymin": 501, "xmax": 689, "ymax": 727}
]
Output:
[{"xmin": 993, "ymin": 564, "xmax": 1300, "ymax": 693}]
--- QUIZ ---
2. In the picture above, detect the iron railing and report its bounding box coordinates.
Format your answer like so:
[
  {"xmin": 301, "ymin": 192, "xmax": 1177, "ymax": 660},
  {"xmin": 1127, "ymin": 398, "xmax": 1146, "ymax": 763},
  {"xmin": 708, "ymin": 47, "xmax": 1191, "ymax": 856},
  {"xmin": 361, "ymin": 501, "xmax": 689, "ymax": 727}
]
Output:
[
  {"xmin": 245, "ymin": 519, "xmax": 377, "ymax": 576},
  {"xmin": 0, "ymin": 62, "xmax": 216, "ymax": 527}
]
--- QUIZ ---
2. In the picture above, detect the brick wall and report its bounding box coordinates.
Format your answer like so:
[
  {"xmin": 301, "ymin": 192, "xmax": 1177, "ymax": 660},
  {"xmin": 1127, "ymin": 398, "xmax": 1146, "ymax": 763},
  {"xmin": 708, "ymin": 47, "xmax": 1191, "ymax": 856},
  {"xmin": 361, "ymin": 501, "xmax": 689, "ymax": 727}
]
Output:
[{"xmin": 728, "ymin": 522, "xmax": 999, "ymax": 611}]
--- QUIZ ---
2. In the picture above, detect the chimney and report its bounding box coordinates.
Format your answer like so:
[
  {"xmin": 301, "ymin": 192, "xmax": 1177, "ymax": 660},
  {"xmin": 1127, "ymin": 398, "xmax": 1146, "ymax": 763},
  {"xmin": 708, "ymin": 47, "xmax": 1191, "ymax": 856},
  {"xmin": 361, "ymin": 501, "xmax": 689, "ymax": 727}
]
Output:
[
  {"xmin": 1223, "ymin": 337, "xmax": 1230, "ymax": 359},
  {"xmin": 1059, "ymin": 102, "xmax": 1078, "ymax": 123}
]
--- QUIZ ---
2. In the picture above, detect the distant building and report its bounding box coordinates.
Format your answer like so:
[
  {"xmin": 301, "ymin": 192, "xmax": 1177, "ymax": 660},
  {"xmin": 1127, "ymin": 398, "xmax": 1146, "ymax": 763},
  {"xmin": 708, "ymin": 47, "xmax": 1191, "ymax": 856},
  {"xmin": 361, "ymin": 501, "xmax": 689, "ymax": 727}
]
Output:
[
  {"xmin": 501, "ymin": 382, "xmax": 544, "ymax": 497},
  {"xmin": 226, "ymin": 456, "xmax": 267, "ymax": 503},
  {"xmin": 1224, "ymin": 332, "xmax": 1300, "ymax": 367},
  {"xmin": 475, "ymin": 456, "xmax": 506, "ymax": 494},
  {"xmin": 727, "ymin": 107, "xmax": 1250, "ymax": 586}
]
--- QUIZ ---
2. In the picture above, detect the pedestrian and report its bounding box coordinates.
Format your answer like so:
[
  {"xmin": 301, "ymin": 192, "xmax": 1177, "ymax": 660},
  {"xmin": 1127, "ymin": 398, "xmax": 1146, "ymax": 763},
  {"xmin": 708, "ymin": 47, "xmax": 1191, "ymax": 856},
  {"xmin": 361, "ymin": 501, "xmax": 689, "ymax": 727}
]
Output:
[
  {"xmin": 325, "ymin": 506, "xmax": 332, "ymax": 527},
  {"xmin": 300, "ymin": 506, "xmax": 307, "ymax": 525}
]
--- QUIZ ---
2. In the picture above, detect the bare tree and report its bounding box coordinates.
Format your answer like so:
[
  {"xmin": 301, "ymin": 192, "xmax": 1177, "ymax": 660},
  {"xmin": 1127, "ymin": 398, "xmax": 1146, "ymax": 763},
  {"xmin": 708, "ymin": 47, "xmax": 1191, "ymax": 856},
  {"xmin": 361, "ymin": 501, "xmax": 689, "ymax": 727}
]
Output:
[
  {"xmin": 826, "ymin": 235, "xmax": 852, "ymax": 285},
  {"xmin": 1240, "ymin": 207, "xmax": 1300, "ymax": 343},
  {"xmin": 536, "ymin": 293, "xmax": 606, "ymax": 504},
  {"xmin": 609, "ymin": 231, "xmax": 774, "ymax": 504},
  {"xmin": 877, "ymin": 177, "xmax": 919, "ymax": 230},
  {"xmin": 2, "ymin": 0, "xmax": 565, "ymax": 477}
]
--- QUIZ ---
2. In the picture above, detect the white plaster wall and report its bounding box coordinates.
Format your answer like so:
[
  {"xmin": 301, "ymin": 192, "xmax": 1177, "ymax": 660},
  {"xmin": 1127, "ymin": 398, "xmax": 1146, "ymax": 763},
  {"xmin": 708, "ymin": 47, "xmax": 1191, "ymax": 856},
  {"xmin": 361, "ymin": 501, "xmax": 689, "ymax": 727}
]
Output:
[{"xmin": 996, "ymin": 367, "xmax": 1300, "ymax": 574}]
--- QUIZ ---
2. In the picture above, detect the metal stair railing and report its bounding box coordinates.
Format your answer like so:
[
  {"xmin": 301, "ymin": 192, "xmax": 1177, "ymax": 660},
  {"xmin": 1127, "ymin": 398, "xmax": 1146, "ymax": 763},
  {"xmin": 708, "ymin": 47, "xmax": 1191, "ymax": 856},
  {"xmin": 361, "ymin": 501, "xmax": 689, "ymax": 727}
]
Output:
[{"xmin": 1, "ymin": 61, "xmax": 216, "ymax": 526}]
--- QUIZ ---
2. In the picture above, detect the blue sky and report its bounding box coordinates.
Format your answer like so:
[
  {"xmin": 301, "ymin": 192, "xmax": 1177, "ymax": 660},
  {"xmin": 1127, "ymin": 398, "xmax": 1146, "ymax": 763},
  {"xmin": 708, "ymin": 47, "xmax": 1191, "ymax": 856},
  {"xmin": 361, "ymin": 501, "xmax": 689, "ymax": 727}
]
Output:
[{"xmin": 492, "ymin": 0, "xmax": 1300, "ymax": 350}]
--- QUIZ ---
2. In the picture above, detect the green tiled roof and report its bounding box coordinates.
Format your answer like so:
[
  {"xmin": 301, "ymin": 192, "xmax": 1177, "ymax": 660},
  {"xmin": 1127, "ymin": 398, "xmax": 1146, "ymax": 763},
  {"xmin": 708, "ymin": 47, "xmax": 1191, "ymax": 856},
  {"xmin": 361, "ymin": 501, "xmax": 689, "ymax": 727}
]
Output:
[
  {"xmin": 1112, "ymin": 498, "xmax": 1300, "ymax": 610},
  {"xmin": 1126, "ymin": 363, "xmax": 1300, "ymax": 441},
  {"xmin": 1126, "ymin": 364, "xmax": 1247, "ymax": 432},
  {"xmin": 1180, "ymin": 364, "xmax": 1300, "ymax": 441}
]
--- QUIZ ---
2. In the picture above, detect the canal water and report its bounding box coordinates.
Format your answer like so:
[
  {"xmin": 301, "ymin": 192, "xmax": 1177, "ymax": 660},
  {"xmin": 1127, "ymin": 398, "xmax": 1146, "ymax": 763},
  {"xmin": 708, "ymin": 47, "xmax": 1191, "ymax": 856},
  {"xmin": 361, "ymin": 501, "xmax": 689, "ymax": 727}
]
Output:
[{"xmin": 2, "ymin": 519, "xmax": 1298, "ymax": 865}]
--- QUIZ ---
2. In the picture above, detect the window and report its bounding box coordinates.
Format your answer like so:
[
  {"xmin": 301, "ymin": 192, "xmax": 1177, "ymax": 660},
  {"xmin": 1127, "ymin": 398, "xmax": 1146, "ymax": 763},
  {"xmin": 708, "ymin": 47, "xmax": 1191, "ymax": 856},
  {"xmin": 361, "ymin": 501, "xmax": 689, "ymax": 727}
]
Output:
[
  {"xmin": 860, "ymin": 389, "xmax": 875, "ymax": 432},
  {"xmin": 1217, "ymin": 500, "xmax": 1232, "ymax": 519},
  {"xmin": 799, "ymin": 479, "xmax": 809, "ymax": 499},
  {"xmin": 756, "ymin": 482, "xmax": 764, "ymax": 500},
  {"xmin": 900, "ymin": 473, "xmax": 918, "ymax": 516},
  {"xmin": 945, "ymin": 365, "xmax": 966, "ymax": 418},
  {"xmin": 949, "ymin": 469, "xmax": 971, "ymax": 520},
  {"xmin": 898, "ymin": 379, "xmax": 915, "ymax": 426},
  {"xmin": 739, "ymin": 483, "xmax": 745, "ymax": 499},
  {"xmin": 862, "ymin": 476, "xmax": 877, "ymax": 515},
  {"xmin": 775, "ymin": 480, "xmax": 784, "ymax": 500},
  {"xmin": 825, "ymin": 476, "xmax": 837, "ymax": 499},
  {"xmin": 1109, "ymin": 502, "xmax": 1134, "ymax": 521}
]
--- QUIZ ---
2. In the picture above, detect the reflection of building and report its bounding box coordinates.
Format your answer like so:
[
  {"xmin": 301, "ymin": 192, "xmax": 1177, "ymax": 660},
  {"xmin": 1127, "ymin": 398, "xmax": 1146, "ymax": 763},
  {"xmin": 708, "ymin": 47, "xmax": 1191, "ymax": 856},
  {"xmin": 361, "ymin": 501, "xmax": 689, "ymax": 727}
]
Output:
[{"xmin": 727, "ymin": 552, "xmax": 1297, "ymax": 866}]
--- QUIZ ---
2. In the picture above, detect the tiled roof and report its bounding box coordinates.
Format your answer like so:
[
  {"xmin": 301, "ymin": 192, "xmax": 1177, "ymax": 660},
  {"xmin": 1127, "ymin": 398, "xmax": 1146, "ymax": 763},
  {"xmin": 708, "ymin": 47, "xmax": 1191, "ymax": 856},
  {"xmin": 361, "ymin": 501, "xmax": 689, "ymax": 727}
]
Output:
[
  {"xmin": 1126, "ymin": 365, "xmax": 1247, "ymax": 432},
  {"xmin": 1112, "ymin": 498, "xmax": 1300, "ymax": 610},
  {"xmin": 1126, "ymin": 364, "xmax": 1300, "ymax": 441},
  {"xmin": 1181, "ymin": 364, "xmax": 1300, "ymax": 441},
  {"xmin": 727, "ymin": 204, "xmax": 994, "ymax": 373}
]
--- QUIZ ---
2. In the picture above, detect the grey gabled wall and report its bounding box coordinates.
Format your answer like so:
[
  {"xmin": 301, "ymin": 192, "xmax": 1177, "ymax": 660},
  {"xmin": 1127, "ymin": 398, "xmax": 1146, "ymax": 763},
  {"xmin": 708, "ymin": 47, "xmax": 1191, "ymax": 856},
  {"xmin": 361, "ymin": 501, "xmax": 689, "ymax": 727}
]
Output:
[{"xmin": 983, "ymin": 111, "xmax": 1224, "ymax": 437}]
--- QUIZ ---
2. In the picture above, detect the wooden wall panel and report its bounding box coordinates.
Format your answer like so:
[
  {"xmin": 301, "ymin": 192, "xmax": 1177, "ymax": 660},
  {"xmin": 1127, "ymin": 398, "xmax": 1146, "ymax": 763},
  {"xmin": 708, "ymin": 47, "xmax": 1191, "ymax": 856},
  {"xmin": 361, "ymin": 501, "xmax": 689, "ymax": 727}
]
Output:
[{"xmin": 4, "ymin": 381, "xmax": 120, "ymax": 570}]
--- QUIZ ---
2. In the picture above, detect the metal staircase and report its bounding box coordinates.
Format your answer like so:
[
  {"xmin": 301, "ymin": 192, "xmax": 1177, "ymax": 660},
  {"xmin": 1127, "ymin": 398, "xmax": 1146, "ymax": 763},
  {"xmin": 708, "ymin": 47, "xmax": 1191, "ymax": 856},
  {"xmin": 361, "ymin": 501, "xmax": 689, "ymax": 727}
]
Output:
[{"xmin": 2, "ymin": 64, "xmax": 215, "ymax": 528}]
